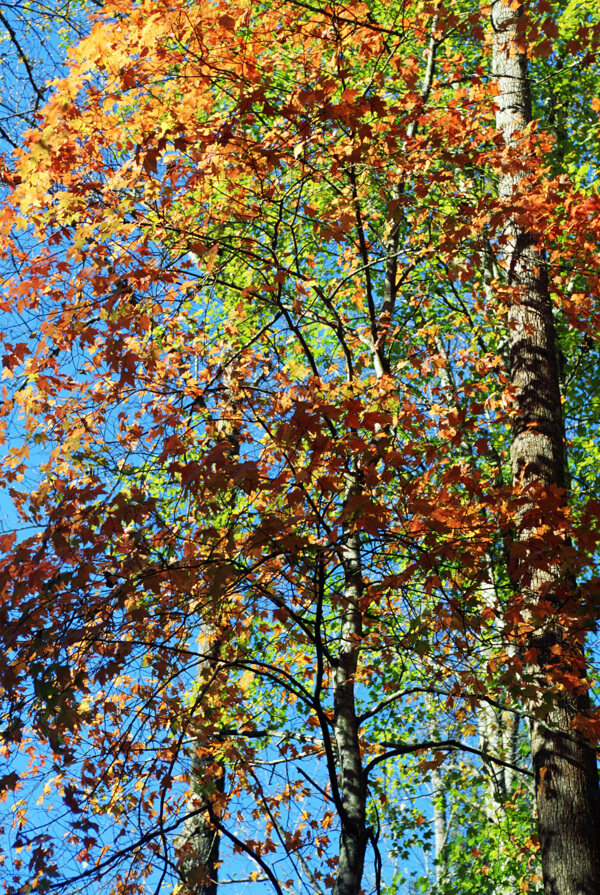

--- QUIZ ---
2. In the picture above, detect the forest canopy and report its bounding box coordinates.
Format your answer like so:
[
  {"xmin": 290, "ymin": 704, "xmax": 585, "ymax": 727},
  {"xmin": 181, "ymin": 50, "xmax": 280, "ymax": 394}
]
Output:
[{"xmin": 1, "ymin": 1, "xmax": 600, "ymax": 894}]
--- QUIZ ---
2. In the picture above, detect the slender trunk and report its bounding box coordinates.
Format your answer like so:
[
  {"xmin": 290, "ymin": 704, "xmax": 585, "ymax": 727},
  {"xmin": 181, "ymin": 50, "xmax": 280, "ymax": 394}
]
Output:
[
  {"xmin": 176, "ymin": 626, "xmax": 224, "ymax": 895},
  {"xmin": 480, "ymin": 570, "xmax": 520, "ymax": 804},
  {"xmin": 431, "ymin": 762, "xmax": 446, "ymax": 890},
  {"xmin": 428, "ymin": 713, "xmax": 447, "ymax": 889},
  {"xmin": 333, "ymin": 501, "xmax": 368, "ymax": 895},
  {"xmin": 491, "ymin": 2, "xmax": 600, "ymax": 892},
  {"xmin": 176, "ymin": 357, "xmax": 243, "ymax": 893},
  {"xmin": 478, "ymin": 573, "xmax": 523, "ymax": 895}
]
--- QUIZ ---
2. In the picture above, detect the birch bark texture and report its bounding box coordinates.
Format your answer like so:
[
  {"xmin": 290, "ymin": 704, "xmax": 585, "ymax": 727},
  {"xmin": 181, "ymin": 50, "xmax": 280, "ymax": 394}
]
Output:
[{"xmin": 491, "ymin": 1, "xmax": 600, "ymax": 892}]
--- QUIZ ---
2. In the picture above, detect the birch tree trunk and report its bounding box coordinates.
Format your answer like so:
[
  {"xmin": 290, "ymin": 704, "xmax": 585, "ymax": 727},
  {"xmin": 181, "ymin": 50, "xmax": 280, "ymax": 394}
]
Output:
[
  {"xmin": 429, "ymin": 713, "xmax": 447, "ymax": 889},
  {"xmin": 491, "ymin": 2, "xmax": 600, "ymax": 891}
]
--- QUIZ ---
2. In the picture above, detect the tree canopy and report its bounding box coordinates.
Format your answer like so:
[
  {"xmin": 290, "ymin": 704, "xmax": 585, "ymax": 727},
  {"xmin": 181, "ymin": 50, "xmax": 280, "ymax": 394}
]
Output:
[{"xmin": 1, "ymin": 1, "xmax": 600, "ymax": 893}]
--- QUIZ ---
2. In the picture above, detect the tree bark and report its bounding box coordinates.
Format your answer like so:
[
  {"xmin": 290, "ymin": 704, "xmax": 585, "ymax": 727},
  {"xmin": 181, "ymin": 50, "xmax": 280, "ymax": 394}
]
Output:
[
  {"xmin": 176, "ymin": 625, "xmax": 224, "ymax": 895},
  {"xmin": 333, "ymin": 491, "xmax": 368, "ymax": 895},
  {"xmin": 491, "ymin": 2, "xmax": 600, "ymax": 892},
  {"xmin": 177, "ymin": 753, "xmax": 224, "ymax": 895},
  {"xmin": 428, "ymin": 714, "xmax": 447, "ymax": 889},
  {"xmin": 176, "ymin": 356, "xmax": 243, "ymax": 893}
]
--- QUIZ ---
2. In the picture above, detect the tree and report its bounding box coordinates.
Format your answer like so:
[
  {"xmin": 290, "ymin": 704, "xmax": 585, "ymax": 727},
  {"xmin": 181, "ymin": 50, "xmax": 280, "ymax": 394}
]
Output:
[
  {"xmin": 492, "ymin": 1, "xmax": 600, "ymax": 890},
  {"xmin": 0, "ymin": 0, "xmax": 600, "ymax": 893}
]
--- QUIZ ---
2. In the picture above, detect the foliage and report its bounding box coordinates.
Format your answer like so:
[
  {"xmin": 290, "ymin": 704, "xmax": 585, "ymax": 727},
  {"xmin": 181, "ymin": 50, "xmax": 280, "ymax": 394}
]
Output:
[{"xmin": 0, "ymin": 0, "xmax": 599, "ymax": 893}]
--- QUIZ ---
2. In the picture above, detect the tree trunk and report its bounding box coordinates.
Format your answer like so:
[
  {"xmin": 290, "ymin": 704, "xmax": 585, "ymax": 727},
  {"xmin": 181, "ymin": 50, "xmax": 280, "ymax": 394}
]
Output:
[
  {"xmin": 175, "ymin": 626, "xmax": 224, "ymax": 895},
  {"xmin": 491, "ymin": 2, "xmax": 600, "ymax": 892},
  {"xmin": 333, "ymin": 508, "xmax": 368, "ymax": 895},
  {"xmin": 176, "ymin": 357, "xmax": 243, "ymax": 893},
  {"xmin": 177, "ymin": 753, "xmax": 224, "ymax": 895},
  {"xmin": 429, "ymin": 713, "xmax": 447, "ymax": 889}
]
